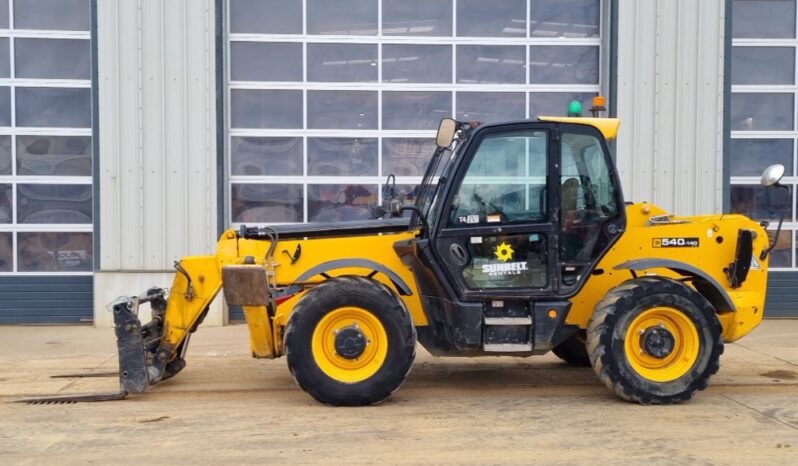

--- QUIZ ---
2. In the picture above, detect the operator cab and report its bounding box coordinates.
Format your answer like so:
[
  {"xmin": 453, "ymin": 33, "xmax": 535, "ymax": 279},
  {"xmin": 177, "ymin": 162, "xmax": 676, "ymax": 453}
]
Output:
[{"xmin": 396, "ymin": 113, "xmax": 626, "ymax": 354}]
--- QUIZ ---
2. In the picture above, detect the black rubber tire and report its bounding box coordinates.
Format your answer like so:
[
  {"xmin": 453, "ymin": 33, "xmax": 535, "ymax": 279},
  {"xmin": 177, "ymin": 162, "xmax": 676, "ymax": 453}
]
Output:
[
  {"xmin": 552, "ymin": 333, "xmax": 591, "ymax": 367},
  {"xmin": 284, "ymin": 276, "xmax": 416, "ymax": 406},
  {"xmin": 587, "ymin": 276, "xmax": 724, "ymax": 405}
]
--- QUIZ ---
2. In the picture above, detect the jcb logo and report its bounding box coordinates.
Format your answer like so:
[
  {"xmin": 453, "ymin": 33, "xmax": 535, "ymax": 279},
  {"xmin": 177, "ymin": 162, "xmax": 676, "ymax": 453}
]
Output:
[{"xmin": 653, "ymin": 237, "xmax": 699, "ymax": 248}]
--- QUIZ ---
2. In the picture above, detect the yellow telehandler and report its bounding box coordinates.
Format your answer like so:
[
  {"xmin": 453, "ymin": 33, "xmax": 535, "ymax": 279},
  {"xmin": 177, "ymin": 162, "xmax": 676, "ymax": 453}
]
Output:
[{"xmin": 27, "ymin": 104, "xmax": 783, "ymax": 406}]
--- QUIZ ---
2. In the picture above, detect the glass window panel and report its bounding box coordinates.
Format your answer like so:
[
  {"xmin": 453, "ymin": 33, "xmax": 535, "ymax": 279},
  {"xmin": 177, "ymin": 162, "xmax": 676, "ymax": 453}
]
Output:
[
  {"xmin": 457, "ymin": 45, "xmax": 525, "ymax": 84},
  {"xmin": 15, "ymin": 87, "xmax": 91, "ymax": 128},
  {"xmin": 0, "ymin": 232, "xmax": 10, "ymax": 272},
  {"xmin": 729, "ymin": 139, "xmax": 793, "ymax": 177},
  {"xmin": 731, "ymin": 184, "xmax": 792, "ymax": 222},
  {"xmin": 530, "ymin": 46, "xmax": 599, "ymax": 84},
  {"xmin": 530, "ymin": 0, "xmax": 600, "ymax": 38},
  {"xmin": 731, "ymin": 47, "xmax": 795, "ymax": 85},
  {"xmin": 230, "ymin": 42, "xmax": 302, "ymax": 82},
  {"xmin": 231, "ymin": 184, "xmax": 303, "ymax": 223},
  {"xmin": 307, "ymin": 0, "xmax": 378, "ymax": 35},
  {"xmin": 394, "ymin": 182, "xmax": 420, "ymax": 202},
  {"xmin": 229, "ymin": 0, "xmax": 302, "ymax": 34},
  {"xmin": 16, "ymin": 135, "xmax": 92, "ymax": 176},
  {"xmin": 456, "ymin": 92, "xmax": 525, "ymax": 123},
  {"xmin": 308, "ymin": 138, "xmax": 377, "ymax": 176},
  {"xmin": 530, "ymin": 92, "xmax": 597, "ymax": 118},
  {"xmin": 0, "ymin": 0, "xmax": 7, "ymax": 28},
  {"xmin": 0, "ymin": 86, "xmax": 10, "ymax": 127},
  {"xmin": 382, "ymin": 0, "xmax": 452, "ymax": 36},
  {"xmin": 382, "ymin": 91, "xmax": 452, "ymax": 130},
  {"xmin": 17, "ymin": 184, "xmax": 92, "ymax": 224},
  {"xmin": 307, "ymin": 90, "xmax": 377, "ymax": 129},
  {"xmin": 560, "ymin": 132, "xmax": 619, "ymax": 262},
  {"xmin": 308, "ymin": 184, "xmax": 378, "ymax": 222},
  {"xmin": 382, "ymin": 44, "xmax": 452, "ymax": 83},
  {"xmin": 733, "ymin": 0, "xmax": 796, "ymax": 39},
  {"xmin": 767, "ymin": 229, "xmax": 793, "ymax": 268},
  {"xmin": 231, "ymin": 137, "xmax": 303, "ymax": 176},
  {"xmin": 15, "ymin": 38, "xmax": 90, "ymax": 80},
  {"xmin": 17, "ymin": 232, "xmax": 92, "ymax": 272},
  {"xmin": 390, "ymin": 184, "xmax": 420, "ymax": 214},
  {"xmin": 450, "ymin": 130, "xmax": 548, "ymax": 227},
  {"xmin": 230, "ymin": 89, "xmax": 302, "ymax": 129},
  {"xmin": 0, "ymin": 183, "xmax": 10, "ymax": 223},
  {"xmin": 14, "ymin": 0, "xmax": 89, "ymax": 31},
  {"xmin": 0, "ymin": 38, "xmax": 8, "ymax": 78},
  {"xmin": 457, "ymin": 0, "xmax": 526, "ymax": 37},
  {"xmin": 382, "ymin": 138, "xmax": 437, "ymax": 176},
  {"xmin": 731, "ymin": 93, "xmax": 794, "ymax": 131},
  {"xmin": 0, "ymin": 135, "xmax": 10, "ymax": 174},
  {"xmin": 307, "ymin": 43, "xmax": 378, "ymax": 82}
]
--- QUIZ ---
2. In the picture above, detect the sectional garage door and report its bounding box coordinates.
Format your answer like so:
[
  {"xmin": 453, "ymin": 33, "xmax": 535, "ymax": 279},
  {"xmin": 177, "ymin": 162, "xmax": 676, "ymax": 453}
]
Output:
[{"xmin": 0, "ymin": 276, "xmax": 93, "ymax": 324}]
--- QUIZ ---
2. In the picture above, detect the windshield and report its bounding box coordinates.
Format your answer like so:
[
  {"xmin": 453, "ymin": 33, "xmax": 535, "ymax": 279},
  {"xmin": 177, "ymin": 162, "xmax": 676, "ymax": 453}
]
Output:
[{"xmin": 412, "ymin": 141, "xmax": 460, "ymax": 232}]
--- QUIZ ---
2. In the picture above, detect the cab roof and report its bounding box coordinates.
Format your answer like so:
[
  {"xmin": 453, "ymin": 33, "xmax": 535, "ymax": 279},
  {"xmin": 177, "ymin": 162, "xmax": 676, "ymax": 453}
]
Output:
[{"xmin": 538, "ymin": 116, "xmax": 620, "ymax": 141}]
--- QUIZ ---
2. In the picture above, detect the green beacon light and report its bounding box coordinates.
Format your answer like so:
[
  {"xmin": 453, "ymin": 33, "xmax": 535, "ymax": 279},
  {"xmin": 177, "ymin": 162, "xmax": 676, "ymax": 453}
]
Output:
[{"xmin": 567, "ymin": 100, "xmax": 582, "ymax": 117}]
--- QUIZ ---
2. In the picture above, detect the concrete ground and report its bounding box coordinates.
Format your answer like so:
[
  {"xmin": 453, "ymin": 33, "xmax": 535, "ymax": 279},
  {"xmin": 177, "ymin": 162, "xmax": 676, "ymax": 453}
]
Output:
[{"xmin": 0, "ymin": 321, "xmax": 796, "ymax": 465}]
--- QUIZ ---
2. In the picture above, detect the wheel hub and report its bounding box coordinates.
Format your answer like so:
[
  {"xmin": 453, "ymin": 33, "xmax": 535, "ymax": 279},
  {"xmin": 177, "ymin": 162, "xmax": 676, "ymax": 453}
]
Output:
[
  {"xmin": 640, "ymin": 326, "xmax": 676, "ymax": 359},
  {"xmin": 334, "ymin": 326, "xmax": 367, "ymax": 359}
]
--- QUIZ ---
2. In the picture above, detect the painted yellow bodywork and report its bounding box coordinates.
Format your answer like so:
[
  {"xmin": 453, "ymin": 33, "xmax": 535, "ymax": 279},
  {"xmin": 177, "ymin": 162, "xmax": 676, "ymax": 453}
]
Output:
[
  {"xmin": 567, "ymin": 203, "xmax": 768, "ymax": 342},
  {"xmin": 160, "ymin": 202, "xmax": 768, "ymax": 361},
  {"xmin": 160, "ymin": 228, "xmax": 425, "ymax": 359},
  {"xmin": 538, "ymin": 116, "xmax": 620, "ymax": 140},
  {"xmin": 159, "ymin": 255, "xmax": 222, "ymax": 354},
  {"xmin": 242, "ymin": 305, "xmax": 274, "ymax": 358}
]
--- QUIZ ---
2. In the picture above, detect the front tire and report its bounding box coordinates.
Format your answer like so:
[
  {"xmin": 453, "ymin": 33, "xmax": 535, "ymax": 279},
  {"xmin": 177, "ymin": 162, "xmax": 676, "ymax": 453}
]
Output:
[
  {"xmin": 587, "ymin": 277, "xmax": 723, "ymax": 404},
  {"xmin": 284, "ymin": 276, "xmax": 416, "ymax": 406}
]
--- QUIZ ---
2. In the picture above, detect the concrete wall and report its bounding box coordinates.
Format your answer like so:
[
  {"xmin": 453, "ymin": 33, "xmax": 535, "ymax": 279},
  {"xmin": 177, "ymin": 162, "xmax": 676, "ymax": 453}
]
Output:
[
  {"xmin": 615, "ymin": 0, "xmax": 726, "ymax": 216},
  {"xmin": 94, "ymin": 0, "xmax": 221, "ymax": 327}
]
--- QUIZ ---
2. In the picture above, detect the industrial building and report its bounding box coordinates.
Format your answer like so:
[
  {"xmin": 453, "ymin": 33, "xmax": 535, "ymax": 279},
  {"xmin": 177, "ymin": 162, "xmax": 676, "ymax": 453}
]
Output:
[{"xmin": 0, "ymin": 0, "xmax": 794, "ymax": 324}]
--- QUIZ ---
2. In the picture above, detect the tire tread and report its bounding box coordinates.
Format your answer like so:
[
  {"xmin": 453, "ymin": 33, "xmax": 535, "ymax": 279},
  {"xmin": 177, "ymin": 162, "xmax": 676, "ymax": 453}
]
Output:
[
  {"xmin": 284, "ymin": 276, "xmax": 416, "ymax": 406},
  {"xmin": 587, "ymin": 276, "xmax": 723, "ymax": 405}
]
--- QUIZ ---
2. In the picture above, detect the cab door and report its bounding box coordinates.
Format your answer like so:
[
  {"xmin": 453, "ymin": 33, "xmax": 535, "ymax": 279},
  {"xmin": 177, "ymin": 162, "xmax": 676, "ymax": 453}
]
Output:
[{"xmin": 432, "ymin": 123, "xmax": 560, "ymax": 300}]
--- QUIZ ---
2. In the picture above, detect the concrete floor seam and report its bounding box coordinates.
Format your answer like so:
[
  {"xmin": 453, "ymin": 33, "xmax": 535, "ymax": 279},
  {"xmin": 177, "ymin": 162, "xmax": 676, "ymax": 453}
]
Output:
[
  {"xmin": 731, "ymin": 342, "xmax": 798, "ymax": 369},
  {"xmin": 719, "ymin": 393, "xmax": 798, "ymax": 433}
]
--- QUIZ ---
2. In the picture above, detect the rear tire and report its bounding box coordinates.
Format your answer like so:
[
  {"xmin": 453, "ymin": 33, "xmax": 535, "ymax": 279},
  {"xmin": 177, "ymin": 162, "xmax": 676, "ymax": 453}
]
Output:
[
  {"xmin": 552, "ymin": 333, "xmax": 591, "ymax": 367},
  {"xmin": 587, "ymin": 277, "xmax": 723, "ymax": 404},
  {"xmin": 284, "ymin": 276, "xmax": 416, "ymax": 406}
]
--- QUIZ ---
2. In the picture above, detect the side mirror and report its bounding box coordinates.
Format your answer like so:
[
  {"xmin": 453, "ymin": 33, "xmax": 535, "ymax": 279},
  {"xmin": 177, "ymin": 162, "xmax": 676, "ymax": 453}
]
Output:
[
  {"xmin": 436, "ymin": 118, "xmax": 457, "ymax": 148},
  {"xmin": 759, "ymin": 163, "xmax": 790, "ymax": 261},
  {"xmin": 761, "ymin": 164, "xmax": 786, "ymax": 187}
]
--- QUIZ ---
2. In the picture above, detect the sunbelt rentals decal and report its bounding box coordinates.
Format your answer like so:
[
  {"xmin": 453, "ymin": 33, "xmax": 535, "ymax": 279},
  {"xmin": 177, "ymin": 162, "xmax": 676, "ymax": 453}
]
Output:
[{"xmin": 482, "ymin": 242, "xmax": 528, "ymax": 276}]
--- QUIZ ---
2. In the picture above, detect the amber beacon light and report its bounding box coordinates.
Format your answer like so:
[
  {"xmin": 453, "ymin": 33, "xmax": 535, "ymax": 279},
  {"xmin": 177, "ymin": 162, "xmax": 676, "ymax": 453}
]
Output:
[{"xmin": 591, "ymin": 96, "xmax": 607, "ymax": 117}]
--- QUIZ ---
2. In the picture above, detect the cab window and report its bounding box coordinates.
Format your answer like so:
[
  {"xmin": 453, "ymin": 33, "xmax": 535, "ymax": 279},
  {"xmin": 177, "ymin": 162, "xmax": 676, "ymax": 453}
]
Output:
[
  {"xmin": 448, "ymin": 130, "xmax": 548, "ymax": 227},
  {"xmin": 560, "ymin": 131, "xmax": 619, "ymax": 261}
]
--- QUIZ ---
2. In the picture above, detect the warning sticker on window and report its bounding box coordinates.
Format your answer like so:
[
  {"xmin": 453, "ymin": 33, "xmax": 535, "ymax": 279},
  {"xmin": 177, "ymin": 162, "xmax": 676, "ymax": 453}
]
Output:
[{"xmin": 652, "ymin": 237, "xmax": 700, "ymax": 248}]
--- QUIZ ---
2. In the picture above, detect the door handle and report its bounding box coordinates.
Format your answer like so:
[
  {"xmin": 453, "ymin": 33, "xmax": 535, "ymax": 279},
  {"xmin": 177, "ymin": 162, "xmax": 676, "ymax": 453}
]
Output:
[{"xmin": 449, "ymin": 243, "xmax": 469, "ymax": 266}]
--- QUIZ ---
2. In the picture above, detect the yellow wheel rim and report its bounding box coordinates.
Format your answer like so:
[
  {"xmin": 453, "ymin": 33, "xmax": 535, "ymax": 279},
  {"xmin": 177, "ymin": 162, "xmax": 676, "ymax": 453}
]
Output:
[
  {"xmin": 624, "ymin": 307, "xmax": 700, "ymax": 382},
  {"xmin": 311, "ymin": 307, "xmax": 388, "ymax": 383}
]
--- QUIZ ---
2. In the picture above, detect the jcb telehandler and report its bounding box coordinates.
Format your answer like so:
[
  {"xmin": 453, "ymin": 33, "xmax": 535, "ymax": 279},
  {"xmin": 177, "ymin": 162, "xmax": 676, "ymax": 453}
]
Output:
[{"xmin": 39, "ymin": 106, "xmax": 783, "ymax": 406}]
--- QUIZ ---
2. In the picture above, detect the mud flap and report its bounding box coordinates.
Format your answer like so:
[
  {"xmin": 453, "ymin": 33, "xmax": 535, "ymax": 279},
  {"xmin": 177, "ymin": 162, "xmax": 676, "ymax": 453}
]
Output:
[{"xmin": 111, "ymin": 297, "xmax": 150, "ymax": 393}]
